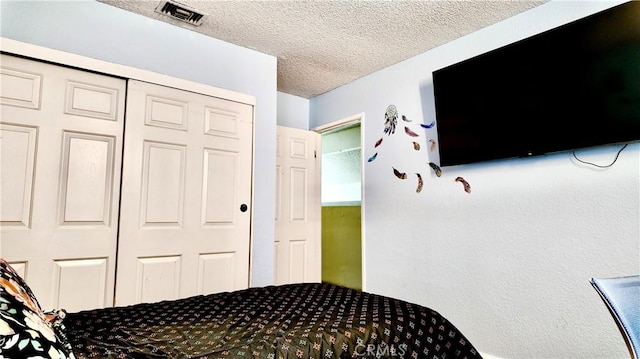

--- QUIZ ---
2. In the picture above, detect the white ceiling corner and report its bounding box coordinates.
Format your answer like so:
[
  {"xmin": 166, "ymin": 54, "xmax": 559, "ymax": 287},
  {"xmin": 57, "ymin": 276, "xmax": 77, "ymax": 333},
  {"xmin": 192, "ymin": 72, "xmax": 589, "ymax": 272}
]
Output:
[{"xmin": 98, "ymin": 0, "xmax": 548, "ymax": 99}]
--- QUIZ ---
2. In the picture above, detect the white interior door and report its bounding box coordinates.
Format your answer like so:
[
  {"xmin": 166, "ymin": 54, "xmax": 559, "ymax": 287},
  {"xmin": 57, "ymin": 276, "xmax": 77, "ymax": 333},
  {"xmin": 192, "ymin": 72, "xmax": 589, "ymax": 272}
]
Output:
[
  {"xmin": 116, "ymin": 80, "xmax": 253, "ymax": 306},
  {"xmin": 275, "ymin": 126, "xmax": 321, "ymax": 284},
  {"xmin": 0, "ymin": 54, "xmax": 126, "ymax": 311}
]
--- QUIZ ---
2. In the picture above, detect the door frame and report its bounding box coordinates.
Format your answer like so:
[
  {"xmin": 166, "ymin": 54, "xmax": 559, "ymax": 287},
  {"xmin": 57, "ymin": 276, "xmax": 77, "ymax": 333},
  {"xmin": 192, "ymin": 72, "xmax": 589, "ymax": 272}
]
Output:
[
  {"xmin": 0, "ymin": 39, "xmax": 255, "ymax": 106},
  {"xmin": 312, "ymin": 112, "xmax": 366, "ymax": 291}
]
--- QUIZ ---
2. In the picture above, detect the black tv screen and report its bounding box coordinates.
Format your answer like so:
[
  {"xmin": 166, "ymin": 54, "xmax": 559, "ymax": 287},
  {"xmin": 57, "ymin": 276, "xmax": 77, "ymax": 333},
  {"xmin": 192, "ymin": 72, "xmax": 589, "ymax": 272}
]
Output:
[{"xmin": 433, "ymin": 1, "xmax": 640, "ymax": 167}]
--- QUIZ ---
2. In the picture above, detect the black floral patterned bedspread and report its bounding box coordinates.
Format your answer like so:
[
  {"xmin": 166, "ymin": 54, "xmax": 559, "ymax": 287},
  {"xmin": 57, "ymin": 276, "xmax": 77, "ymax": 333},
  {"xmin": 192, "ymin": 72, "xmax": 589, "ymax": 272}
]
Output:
[{"xmin": 65, "ymin": 283, "xmax": 482, "ymax": 359}]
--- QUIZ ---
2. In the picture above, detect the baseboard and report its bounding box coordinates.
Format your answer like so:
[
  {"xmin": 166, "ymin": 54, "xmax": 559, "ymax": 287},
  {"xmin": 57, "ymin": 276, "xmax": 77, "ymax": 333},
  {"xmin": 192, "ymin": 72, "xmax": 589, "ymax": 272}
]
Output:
[{"xmin": 479, "ymin": 352, "xmax": 506, "ymax": 359}]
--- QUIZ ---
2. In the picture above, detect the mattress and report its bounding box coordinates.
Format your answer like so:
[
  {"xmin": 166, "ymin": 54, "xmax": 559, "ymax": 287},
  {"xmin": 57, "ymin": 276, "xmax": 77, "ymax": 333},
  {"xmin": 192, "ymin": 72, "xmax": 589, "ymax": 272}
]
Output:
[{"xmin": 64, "ymin": 283, "xmax": 481, "ymax": 359}]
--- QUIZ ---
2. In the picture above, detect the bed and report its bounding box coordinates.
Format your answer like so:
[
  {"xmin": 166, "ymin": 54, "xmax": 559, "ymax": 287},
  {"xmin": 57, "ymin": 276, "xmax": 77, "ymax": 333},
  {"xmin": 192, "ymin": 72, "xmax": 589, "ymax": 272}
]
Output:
[{"xmin": 0, "ymin": 259, "xmax": 482, "ymax": 359}]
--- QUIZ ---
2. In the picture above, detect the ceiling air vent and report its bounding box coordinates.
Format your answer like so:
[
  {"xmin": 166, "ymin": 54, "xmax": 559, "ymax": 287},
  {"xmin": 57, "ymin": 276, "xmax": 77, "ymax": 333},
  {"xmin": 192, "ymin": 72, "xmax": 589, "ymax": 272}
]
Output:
[{"xmin": 155, "ymin": 1, "xmax": 206, "ymax": 26}]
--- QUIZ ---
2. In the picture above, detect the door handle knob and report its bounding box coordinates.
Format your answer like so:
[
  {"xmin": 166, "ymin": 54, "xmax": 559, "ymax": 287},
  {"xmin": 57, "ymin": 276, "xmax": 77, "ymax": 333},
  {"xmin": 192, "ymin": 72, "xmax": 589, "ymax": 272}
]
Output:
[{"xmin": 240, "ymin": 204, "xmax": 248, "ymax": 212}]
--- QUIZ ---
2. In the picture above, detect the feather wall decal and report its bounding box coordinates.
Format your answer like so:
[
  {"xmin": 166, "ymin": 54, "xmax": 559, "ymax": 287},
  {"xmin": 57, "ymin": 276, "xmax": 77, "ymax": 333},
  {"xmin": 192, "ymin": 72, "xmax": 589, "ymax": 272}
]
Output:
[
  {"xmin": 420, "ymin": 121, "xmax": 435, "ymax": 129},
  {"xmin": 428, "ymin": 139, "xmax": 437, "ymax": 152},
  {"xmin": 404, "ymin": 126, "xmax": 419, "ymax": 137},
  {"xmin": 455, "ymin": 176, "xmax": 471, "ymax": 193},
  {"xmin": 428, "ymin": 162, "xmax": 442, "ymax": 177},
  {"xmin": 412, "ymin": 142, "xmax": 421, "ymax": 150},
  {"xmin": 416, "ymin": 173, "xmax": 423, "ymax": 193},
  {"xmin": 375, "ymin": 138, "xmax": 383, "ymax": 148},
  {"xmin": 393, "ymin": 167, "xmax": 407, "ymax": 179},
  {"xmin": 402, "ymin": 115, "xmax": 412, "ymax": 122},
  {"xmin": 367, "ymin": 153, "xmax": 378, "ymax": 162}
]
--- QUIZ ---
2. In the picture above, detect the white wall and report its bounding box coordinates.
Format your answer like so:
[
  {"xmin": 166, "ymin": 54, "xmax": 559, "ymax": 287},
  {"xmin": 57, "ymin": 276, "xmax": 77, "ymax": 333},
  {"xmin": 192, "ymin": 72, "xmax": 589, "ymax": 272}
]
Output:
[
  {"xmin": 322, "ymin": 126, "xmax": 362, "ymax": 205},
  {"xmin": 311, "ymin": 1, "xmax": 638, "ymax": 358},
  {"xmin": 277, "ymin": 91, "xmax": 310, "ymax": 129},
  {"xmin": 0, "ymin": 0, "xmax": 278, "ymax": 287}
]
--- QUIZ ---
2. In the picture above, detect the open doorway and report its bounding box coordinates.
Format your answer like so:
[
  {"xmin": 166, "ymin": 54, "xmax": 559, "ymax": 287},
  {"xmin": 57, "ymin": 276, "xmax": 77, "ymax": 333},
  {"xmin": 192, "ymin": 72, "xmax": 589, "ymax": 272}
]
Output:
[{"xmin": 314, "ymin": 114, "xmax": 363, "ymax": 291}]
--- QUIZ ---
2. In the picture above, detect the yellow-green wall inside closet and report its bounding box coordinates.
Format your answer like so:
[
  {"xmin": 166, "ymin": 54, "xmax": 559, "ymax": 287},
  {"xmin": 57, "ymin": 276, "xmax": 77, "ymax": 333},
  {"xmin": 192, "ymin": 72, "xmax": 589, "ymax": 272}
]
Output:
[{"xmin": 322, "ymin": 205, "xmax": 362, "ymax": 290}]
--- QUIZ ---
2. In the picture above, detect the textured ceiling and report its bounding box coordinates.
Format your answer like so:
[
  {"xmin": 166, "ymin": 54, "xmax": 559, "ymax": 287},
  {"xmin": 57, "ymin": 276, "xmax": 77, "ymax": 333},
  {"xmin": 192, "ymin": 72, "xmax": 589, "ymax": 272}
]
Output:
[{"xmin": 98, "ymin": 0, "xmax": 548, "ymax": 98}]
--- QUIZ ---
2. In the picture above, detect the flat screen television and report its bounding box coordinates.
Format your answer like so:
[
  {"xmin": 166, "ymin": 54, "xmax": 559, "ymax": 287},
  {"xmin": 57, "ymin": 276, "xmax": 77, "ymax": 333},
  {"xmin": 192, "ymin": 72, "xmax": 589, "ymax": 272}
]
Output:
[{"xmin": 433, "ymin": 1, "xmax": 640, "ymax": 167}]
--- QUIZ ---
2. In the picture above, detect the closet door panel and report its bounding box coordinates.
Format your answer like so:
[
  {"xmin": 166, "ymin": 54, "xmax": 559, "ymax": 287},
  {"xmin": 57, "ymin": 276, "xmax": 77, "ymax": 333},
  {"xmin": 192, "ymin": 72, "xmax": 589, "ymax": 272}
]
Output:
[
  {"xmin": 140, "ymin": 141, "xmax": 186, "ymax": 226},
  {"xmin": 116, "ymin": 80, "xmax": 253, "ymax": 306},
  {"xmin": 0, "ymin": 67, "xmax": 42, "ymax": 109},
  {"xmin": 203, "ymin": 149, "xmax": 237, "ymax": 224},
  {"xmin": 53, "ymin": 258, "xmax": 108, "ymax": 312},
  {"xmin": 58, "ymin": 132, "xmax": 116, "ymax": 225},
  {"xmin": 0, "ymin": 123, "xmax": 37, "ymax": 227},
  {"xmin": 0, "ymin": 54, "xmax": 125, "ymax": 311},
  {"xmin": 135, "ymin": 256, "xmax": 181, "ymax": 303},
  {"xmin": 198, "ymin": 252, "xmax": 235, "ymax": 295}
]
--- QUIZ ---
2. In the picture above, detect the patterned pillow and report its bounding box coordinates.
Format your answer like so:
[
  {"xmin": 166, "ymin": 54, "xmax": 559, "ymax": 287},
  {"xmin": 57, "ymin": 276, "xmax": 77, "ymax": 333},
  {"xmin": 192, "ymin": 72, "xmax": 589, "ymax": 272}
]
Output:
[{"xmin": 0, "ymin": 258, "xmax": 76, "ymax": 359}]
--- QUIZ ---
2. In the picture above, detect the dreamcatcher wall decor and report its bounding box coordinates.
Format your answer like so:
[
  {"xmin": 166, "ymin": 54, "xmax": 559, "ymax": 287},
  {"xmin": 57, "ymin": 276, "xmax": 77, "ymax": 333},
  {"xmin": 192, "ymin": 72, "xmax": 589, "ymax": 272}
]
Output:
[{"xmin": 367, "ymin": 104, "xmax": 471, "ymax": 194}]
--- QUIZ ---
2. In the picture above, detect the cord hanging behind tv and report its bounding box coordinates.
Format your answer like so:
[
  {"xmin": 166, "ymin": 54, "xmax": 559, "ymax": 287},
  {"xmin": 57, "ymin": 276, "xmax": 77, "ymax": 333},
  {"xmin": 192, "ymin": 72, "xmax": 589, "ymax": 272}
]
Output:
[{"xmin": 433, "ymin": 1, "xmax": 640, "ymax": 167}]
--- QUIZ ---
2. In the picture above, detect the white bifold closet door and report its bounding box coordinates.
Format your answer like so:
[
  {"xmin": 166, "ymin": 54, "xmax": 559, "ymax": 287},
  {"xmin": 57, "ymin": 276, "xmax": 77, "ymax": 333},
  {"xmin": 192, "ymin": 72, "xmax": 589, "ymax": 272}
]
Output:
[
  {"xmin": 115, "ymin": 80, "xmax": 253, "ymax": 306},
  {"xmin": 0, "ymin": 54, "xmax": 126, "ymax": 312},
  {"xmin": 2, "ymin": 55, "xmax": 254, "ymax": 311}
]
